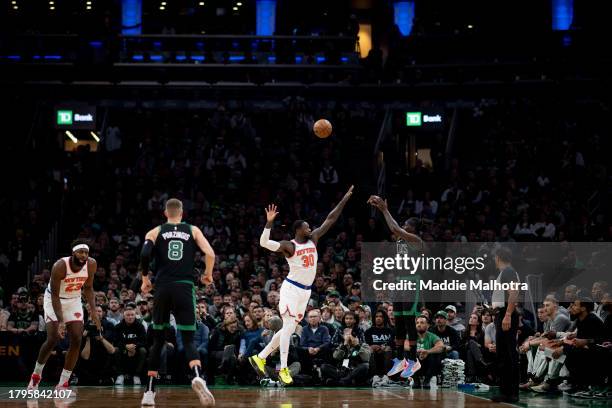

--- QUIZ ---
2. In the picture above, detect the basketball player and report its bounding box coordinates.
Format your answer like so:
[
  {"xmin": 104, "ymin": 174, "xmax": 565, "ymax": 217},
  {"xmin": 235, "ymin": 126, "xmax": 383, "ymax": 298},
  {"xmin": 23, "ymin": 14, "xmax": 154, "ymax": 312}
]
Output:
[
  {"xmin": 249, "ymin": 185, "xmax": 354, "ymax": 385},
  {"xmin": 140, "ymin": 198, "xmax": 216, "ymax": 406},
  {"xmin": 27, "ymin": 240, "xmax": 101, "ymax": 393},
  {"xmin": 367, "ymin": 195, "xmax": 423, "ymax": 376}
]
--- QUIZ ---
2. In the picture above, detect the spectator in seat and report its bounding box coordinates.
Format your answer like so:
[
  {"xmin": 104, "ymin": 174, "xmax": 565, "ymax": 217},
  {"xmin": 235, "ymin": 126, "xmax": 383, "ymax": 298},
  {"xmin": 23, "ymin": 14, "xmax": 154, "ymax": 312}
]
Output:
[
  {"xmin": 364, "ymin": 310, "xmax": 394, "ymax": 376},
  {"xmin": 430, "ymin": 310, "xmax": 460, "ymax": 359},
  {"xmin": 114, "ymin": 308, "xmax": 147, "ymax": 386},
  {"xmin": 107, "ymin": 298, "xmax": 123, "ymax": 325},
  {"xmin": 78, "ymin": 306, "xmax": 117, "ymax": 385},
  {"xmin": 298, "ymin": 309, "xmax": 332, "ymax": 376},
  {"xmin": 197, "ymin": 300, "xmax": 217, "ymax": 331},
  {"xmin": 7, "ymin": 295, "xmax": 38, "ymax": 336},
  {"xmin": 321, "ymin": 325, "xmax": 371, "ymax": 386},
  {"xmin": 320, "ymin": 305, "xmax": 340, "ymax": 336},
  {"xmin": 444, "ymin": 305, "xmax": 465, "ymax": 335},
  {"xmin": 331, "ymin": 311, "xmax": 365, "ymax": 347},
  {"xmin": 563, "ymin": 297, "xmax": 606, "ymax": 396},
  {"xmin": 460, "ymin": 312, "xmax": 489, "ymax": 383},
  {"xmin": 208, "ymin": 317, "xmax": 242, "ymax": 384},
  {"xmin": 413, "ymin": 315, "xmax": 445, "ymax": 388}
]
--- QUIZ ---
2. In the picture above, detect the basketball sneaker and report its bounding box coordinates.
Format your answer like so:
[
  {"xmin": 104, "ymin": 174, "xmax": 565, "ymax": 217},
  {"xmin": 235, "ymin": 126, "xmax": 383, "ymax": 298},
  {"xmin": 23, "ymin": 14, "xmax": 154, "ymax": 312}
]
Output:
[
  {"xmin": 400, "ymin": 359, "xmax": 421, "ymax": 379},
  {"xmin": 191, "ymin": 376, "xmax": 215, "ymax": 406},
  {"xmin": 278, "ymin": 368, "xmax": 293, "ymax": 385},
  {"xmin": 54, "ymin": 381, "xmax": 77, "ymax": 402},
  {"xmin": 141, "ymin": 391, "xmax": 156, "ymax": 406},
  {"xmin": 387, "ymin": 358, "xmax": 407, "ymax": 377},
  {"xmin": 27, "ymin": 374, "xmax": 41, "ymax": 391},
  {"xmin": 248, "ymin": 355, "xmax": 267, "ymax": 377}
]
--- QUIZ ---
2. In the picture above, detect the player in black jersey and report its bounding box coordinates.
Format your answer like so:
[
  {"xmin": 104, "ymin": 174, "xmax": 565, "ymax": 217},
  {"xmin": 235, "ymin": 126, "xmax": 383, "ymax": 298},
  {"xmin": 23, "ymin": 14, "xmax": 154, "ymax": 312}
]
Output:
[
  {"xmin": 368, "ymin": 195, "xmax": 424, "ymax": 372},
  {"xmin": 140, "ymin": 198, "xmax": 216, "ymax": 406}
]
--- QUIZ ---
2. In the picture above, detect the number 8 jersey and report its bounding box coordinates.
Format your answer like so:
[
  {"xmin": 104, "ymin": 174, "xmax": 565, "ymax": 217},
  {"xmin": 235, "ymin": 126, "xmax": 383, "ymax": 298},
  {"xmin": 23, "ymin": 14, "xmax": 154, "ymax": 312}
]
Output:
[
  {"xmin": 153, "ymin": 222, "xmax": 196, "ymax": 285},
  {"xmin": 286, "ymin": 239, "xmax": 318, "ymax": 287}
]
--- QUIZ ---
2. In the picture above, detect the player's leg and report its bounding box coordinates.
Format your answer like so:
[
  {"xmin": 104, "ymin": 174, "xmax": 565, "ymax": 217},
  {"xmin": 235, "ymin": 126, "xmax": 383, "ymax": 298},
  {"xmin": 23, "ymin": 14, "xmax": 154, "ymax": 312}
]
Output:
[
  {"xmin": 172, "ymin": 283, "xmax": 214, "ymax": 406},
  {"xmin": 250, "ymin": 284, "xmax": 294, "ymax": 370},
  {"xmin": 28, "ymin": 293, "xmax": 66, "ymax": 389},
  {"xmin": 276, "ymin": 286, "xmax": 307, "ymax": 385},
  {"xmin": 27, "ymin": 321, "xmax": 61, "ymax": 389},
  {"xmin": 56, "ymin": 320, "xmax": 84, "ymax": 389},
  {"xmin": 249, "ymin": 284, "xmax": 295, "ymax": 375},
  {"xmin": 142, "ymin": 285, "xmax": 171, "ymax": 406}
]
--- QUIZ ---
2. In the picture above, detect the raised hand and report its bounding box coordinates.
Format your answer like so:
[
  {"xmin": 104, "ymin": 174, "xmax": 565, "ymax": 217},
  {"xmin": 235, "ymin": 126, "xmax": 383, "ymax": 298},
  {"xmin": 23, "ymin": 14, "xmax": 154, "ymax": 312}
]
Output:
[
  {"xmin": 343, "ymin": 185, "xmax": 354, "ymax": 200},
  {"xmin": 367, "ymin": 195, "xmax": 388, "ymax": 211},
  {"xmin": 265, "ymin": 204, "xmax": 279, "ymax": 223}
]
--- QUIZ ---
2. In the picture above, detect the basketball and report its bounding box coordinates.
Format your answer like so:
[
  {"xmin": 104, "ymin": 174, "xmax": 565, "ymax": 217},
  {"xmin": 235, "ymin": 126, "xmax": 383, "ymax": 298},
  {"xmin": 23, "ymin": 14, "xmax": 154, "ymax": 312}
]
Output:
[{"xmin": 313, "ymin": 119, "xmax": 332, "ymax": 138}]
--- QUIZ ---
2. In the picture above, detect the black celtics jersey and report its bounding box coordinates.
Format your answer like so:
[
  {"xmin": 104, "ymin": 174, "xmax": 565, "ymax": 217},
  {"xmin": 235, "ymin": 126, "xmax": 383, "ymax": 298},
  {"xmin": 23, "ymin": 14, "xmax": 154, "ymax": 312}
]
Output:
[{"xmin": 153, "ymin": 223, "xmax": 196, "ymax": 285}]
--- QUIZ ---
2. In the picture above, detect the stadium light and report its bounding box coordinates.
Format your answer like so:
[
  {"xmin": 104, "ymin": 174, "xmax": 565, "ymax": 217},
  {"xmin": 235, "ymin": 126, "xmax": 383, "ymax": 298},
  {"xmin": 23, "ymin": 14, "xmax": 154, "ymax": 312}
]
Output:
[
  {"xmin": 161, "ymin": 1, "xmax": 166, "ymax": 4},
  {"xmin": 90, "ymin": 131, "xmax": 100, "ymax": 142},
  {"xmin": 86, "ymin": 6, "xmax": 92, "ymax": 10},
  {"xmin": 237, "ymin": 2, "xmax": 242, "ymax": 5},
  {"xmin": 198, "ymin": 1, "xmax": 204, "ymax": 5},
  {"xmin": 159, "ymin": 5, "xmax": 165, "ymax": 9},
  {"xmin": 233, "ymin": 6, "xmax": 238, "ymax": 10},
  {"xmin": 65, "ymin": 131, "xmax": 78, "ymax": 143},
  {"xmin": 50, "ymin": 6, "xmax": 55, "ymax": 10},
  {"xmin": 11, "ymin": 1, "xmax": 16, "ymax": 3}
]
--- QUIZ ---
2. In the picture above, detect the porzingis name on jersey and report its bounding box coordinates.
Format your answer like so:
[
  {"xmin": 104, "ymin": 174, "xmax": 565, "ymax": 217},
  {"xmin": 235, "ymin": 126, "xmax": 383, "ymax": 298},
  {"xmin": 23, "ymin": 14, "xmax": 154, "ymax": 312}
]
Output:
[{"xmin": 161, "ymin": 231, "xmax": 191, "ymax": 240}]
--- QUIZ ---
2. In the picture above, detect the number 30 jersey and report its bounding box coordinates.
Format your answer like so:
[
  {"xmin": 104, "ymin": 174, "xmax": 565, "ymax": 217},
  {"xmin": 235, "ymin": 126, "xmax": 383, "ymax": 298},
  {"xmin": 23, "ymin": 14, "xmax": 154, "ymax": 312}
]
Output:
[
  {"xmin": 153, "ymin": 222, "xmax": 196, "ymax": 285},
  {"xmin": 286, "ymin": 239, "xmax": 318, "ymax": 287}
]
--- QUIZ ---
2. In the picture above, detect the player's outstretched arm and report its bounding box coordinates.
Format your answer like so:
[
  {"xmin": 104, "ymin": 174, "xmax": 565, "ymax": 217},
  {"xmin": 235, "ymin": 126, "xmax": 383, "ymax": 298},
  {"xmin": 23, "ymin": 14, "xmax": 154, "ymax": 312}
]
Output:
[
  {"xmin": 367, "ymin": 195, "xmax": 422, "ymax": 245},
  {"xmin": 260, "ymin": 204, "xmax": 295, "ymax": 257},
  {"xmin": 193, "ymin": 226, "xmax": 216, "ymax": 285},
  {"xmin": 311, "ymin": 185, "xmax": 354, "ymax": 244}
]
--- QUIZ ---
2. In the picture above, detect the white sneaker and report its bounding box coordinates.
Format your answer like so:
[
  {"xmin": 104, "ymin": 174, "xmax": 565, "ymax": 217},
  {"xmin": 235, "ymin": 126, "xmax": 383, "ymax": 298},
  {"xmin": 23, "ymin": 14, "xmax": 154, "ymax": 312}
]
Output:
[
  {"xmin": 191, "ymin": 377, "xmax": 215, "ymax": 406},
  {"xmin": 141, "ymin": 391, "xmax": 155, "ymax": 406},
  {"xmin": 133, "ymin": 376, "xmax": 142, "ymax": 386},
  {"xmin": 371, "ymin": 375, "xmax": 381, "ymax": 387},
  {"xmin": 115, "ymin": 375, "xmax": 125, "ymax": 386}
]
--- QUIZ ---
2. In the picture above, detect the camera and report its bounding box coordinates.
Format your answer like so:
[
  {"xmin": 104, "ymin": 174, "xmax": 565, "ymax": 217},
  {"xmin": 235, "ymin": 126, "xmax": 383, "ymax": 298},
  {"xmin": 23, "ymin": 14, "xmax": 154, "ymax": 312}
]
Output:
[{"xmin": 85, "ymin": 323, "xmax": 100, "ymax": 337}]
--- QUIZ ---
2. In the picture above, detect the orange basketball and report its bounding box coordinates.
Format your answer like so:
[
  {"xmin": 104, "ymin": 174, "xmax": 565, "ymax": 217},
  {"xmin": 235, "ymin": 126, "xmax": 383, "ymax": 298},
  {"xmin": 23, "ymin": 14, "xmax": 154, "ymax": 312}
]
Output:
[{"xmin": 313, "ymin": 119, "xmax": 332, "ymax": 138}]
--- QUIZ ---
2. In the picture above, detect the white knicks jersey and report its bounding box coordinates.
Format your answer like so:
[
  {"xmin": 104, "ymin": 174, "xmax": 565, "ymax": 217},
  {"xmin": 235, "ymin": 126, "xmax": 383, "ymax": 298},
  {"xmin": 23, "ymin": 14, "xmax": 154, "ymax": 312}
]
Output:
[
  {"xmin": 286, "ymin": 239, "xmax": 318, "ymax": 287},
  {"xmin": 58, "ymin": 257, "xmax": 89, "ymax": 298}
]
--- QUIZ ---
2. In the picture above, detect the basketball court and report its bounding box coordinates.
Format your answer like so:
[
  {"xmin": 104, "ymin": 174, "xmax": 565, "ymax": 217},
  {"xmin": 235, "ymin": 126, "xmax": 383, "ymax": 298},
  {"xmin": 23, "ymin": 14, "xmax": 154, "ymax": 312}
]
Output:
[{"xmin": 1, "ymin": 386, "xmax": 610, "ymax": 408}]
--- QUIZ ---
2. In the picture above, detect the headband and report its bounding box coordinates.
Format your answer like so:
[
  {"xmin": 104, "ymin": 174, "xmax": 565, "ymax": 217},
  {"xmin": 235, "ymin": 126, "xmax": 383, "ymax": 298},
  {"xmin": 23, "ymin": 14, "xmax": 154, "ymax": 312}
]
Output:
[{"xmin": 72, "ymin": 244, "xmax": 90, "ymax": 252}]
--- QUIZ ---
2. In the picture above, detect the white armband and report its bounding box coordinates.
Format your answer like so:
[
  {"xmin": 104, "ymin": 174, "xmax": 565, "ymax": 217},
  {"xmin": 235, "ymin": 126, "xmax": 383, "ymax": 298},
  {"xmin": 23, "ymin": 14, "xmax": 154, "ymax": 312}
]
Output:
[{"xmin": 260, "ymin": 228, "xmax": 281, "ymax": 251}]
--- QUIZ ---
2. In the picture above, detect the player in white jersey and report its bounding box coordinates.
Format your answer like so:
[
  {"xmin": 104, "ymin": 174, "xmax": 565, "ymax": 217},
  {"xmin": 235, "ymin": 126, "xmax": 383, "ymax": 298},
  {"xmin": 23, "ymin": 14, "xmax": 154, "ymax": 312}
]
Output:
[
  {"xmin": 249, "ymin": 185, "xmax": 354, "ymax": 385},
  {"xmin": 27, "ymin": 239, "xmax": 101, "ymax": 394}
]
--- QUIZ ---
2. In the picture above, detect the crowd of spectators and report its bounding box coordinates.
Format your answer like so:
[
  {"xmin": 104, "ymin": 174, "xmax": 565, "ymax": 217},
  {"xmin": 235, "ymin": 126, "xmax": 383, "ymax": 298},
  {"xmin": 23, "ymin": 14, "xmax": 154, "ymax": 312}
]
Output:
[{"xmin": 1, "ymin": 97, "xmax": 611, "ymax": 398}]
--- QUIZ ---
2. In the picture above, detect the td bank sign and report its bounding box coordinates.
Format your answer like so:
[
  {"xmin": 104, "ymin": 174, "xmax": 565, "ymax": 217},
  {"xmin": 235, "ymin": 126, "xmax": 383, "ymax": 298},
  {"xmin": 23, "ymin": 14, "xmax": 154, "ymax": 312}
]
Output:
[
  {"xmin": 405, "ymin": 111, "xmax": 444, "ymax": 128},
  {"xmin": 55, "ymin": 107, "xmax": 96, "ymax": 130}
]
